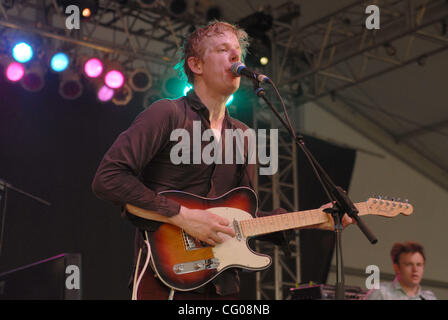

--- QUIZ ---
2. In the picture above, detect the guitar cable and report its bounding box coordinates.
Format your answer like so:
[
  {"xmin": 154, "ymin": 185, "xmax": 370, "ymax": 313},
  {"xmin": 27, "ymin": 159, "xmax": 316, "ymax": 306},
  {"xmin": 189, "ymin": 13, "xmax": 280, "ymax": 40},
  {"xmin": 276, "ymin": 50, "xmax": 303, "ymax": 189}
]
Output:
[{"xmin": 132, "ymin": 230, "xmax": 152, "ymax": 300}]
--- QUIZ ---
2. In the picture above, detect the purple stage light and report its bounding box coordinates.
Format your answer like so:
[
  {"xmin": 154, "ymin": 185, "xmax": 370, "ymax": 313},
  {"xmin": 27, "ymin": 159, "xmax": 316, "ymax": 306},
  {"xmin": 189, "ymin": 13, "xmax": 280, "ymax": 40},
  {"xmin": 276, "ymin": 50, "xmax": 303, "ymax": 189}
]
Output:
[
  {"xmin": 104, "ymin": 70, "xmax": 124, "ymax": 89},
  {"xmin": 97, "ymin": 85, "xmax": 114, "ymax": 102},
  {"xmin": 84, "ymin": 58, "xmax": 103, "ymax": 78},
  {"xmin": 6, "ymin": 62, "xmax": 25, "ymax": 82}
]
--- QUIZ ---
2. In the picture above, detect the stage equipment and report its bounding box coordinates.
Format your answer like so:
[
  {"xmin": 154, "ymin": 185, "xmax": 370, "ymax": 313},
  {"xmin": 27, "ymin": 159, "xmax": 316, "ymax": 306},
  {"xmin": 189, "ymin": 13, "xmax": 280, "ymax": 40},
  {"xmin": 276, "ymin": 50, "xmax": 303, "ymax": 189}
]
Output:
[
  {"xmin": 112, "ymin": 83, "xmax": 132, "ymax": 106},
  {"xmin": 21, "ymin": 62, "xmax": 45, "ymax": 92},
  {"xmin": 97, "ymin": 84, "xmax": 114, "ymax": 102},
  {"xmin": 290, "ymin": 284, "xmax": 367, "ymax": 300},
  {"xmin": 5, "ymin": 61, "xmax": 25, "ymax": 82},
  {"xmin": 59, "ymin": 70, "xmax": 83, "ymax": 100},
  {"xmin": 129, "ymin": 68, "xmax": 152, "ymax": 92},
  {"xmin": 12, "ymin": 42, "xmax": 33, "ymax": 63},
  {"xmin": 83, "ymin": 57, "xmax": 103, "ymax": 78},
  {"xmin": 50, "ymin": 52, "xmax": 70, "ymax": 72}
]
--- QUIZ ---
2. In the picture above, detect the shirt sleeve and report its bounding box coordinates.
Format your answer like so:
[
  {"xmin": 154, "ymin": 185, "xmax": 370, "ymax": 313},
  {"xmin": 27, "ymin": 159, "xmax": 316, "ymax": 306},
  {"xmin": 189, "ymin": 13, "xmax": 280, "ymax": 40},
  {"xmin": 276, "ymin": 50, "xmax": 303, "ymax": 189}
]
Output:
[{"xmin": 92, "ymin": 99, "xmax": 181, "ymax": 217}]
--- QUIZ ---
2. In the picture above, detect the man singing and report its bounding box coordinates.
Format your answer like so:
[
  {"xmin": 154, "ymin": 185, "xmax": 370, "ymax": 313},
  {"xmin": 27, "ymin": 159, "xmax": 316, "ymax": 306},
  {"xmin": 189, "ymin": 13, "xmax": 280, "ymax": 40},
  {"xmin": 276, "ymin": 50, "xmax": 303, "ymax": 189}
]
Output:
[{"xmin": 92, "ymin": 21, "xmax": 350, "ymax": 300}]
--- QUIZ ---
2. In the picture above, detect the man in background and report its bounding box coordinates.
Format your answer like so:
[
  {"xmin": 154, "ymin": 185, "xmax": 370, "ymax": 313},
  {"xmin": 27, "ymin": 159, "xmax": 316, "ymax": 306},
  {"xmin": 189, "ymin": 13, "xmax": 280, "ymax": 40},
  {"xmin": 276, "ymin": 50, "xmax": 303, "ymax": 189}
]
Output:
[{"xmin": 366, "ymin": 241, "xmax": 436, "ymax": 300}]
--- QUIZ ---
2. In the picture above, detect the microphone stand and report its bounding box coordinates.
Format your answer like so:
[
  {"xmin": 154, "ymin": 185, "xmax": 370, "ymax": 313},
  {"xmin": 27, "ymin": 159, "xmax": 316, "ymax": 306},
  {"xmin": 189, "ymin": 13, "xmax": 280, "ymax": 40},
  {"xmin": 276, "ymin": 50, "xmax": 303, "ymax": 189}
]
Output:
[
  {"xmin": 251, "ymin": 80, "xmax": 377, "ymax": 300},
  {"xmin": 0, "ymin": 179, "xmax": 51, "ymax": 258}
]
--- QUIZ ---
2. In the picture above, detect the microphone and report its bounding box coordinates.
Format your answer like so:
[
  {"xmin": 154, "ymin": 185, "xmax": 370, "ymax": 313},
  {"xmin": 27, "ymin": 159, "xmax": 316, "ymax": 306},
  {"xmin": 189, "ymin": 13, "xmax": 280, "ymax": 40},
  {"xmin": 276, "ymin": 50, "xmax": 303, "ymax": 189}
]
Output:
[{"xmin": 230, "ymin": 62, "xmax": 270, "ymax": 83}]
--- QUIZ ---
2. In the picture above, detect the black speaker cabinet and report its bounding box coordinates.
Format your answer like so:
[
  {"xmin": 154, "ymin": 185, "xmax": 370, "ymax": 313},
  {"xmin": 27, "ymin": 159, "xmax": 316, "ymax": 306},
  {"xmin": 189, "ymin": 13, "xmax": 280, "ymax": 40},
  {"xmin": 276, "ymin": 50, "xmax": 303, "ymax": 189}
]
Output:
[{"xmin": 0, "ymin": 253, "xmax": 81, "ymax": 299}]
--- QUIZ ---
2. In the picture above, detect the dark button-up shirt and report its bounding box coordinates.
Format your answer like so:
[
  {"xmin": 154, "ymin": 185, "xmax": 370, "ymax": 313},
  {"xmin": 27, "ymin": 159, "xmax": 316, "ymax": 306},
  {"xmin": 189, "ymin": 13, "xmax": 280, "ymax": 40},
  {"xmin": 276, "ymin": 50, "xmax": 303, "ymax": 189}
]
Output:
[{"xmin": 92, "ymin": 90, "xmax": 255, "ymax": 219}]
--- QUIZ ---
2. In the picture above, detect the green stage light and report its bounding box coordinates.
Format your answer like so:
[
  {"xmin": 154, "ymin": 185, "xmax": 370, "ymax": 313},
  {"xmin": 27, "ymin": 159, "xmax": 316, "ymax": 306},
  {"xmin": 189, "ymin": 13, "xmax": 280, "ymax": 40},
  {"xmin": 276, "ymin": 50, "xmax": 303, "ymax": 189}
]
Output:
[{"xmin": 183, "ymin": 84, "xmax": 193, "ymax": 96}]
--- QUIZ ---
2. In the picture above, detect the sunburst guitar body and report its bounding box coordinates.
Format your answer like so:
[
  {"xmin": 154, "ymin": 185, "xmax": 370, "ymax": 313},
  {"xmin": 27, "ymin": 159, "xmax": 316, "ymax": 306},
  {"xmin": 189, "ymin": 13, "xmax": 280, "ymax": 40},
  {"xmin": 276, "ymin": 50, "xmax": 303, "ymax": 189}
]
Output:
[{"xmin": 126, "ymin": 187, "xmax": 413, "ymax": 292}]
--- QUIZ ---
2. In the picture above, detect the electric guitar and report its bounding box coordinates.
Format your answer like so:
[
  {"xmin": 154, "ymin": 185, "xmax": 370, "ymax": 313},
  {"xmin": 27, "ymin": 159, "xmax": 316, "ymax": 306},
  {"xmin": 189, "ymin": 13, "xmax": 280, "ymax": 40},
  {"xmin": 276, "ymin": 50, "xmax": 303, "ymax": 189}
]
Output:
[{"xmin": 126, "ymin": 187, "xmax": 413, "ymax": 292}]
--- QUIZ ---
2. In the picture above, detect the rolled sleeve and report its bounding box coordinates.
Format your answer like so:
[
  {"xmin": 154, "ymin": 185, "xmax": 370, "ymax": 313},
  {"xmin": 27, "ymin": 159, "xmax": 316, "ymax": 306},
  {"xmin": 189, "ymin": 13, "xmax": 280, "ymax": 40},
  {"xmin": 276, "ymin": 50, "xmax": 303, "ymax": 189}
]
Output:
[{"xmin": 92, "ymin": 99, "xmax": 181, "ymax": 217}]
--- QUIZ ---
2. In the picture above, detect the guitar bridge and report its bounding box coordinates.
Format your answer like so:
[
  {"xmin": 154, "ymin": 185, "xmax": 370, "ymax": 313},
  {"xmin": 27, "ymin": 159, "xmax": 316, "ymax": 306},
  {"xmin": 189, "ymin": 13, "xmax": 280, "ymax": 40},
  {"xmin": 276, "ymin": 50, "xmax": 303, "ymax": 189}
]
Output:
[
  {"xmin": 173, "ymin": 258, "xmax": 220, "ymax": 274},
  {"xmin": 182, "ymin": 230, "xmax": 209, "ymax": 251}
]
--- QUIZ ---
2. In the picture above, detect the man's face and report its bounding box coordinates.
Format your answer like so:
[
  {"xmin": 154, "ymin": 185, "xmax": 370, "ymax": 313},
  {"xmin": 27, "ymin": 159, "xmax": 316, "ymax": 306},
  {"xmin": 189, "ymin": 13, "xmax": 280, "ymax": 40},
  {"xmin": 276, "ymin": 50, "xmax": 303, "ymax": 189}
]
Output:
[
  {"xmin": 394, "ymin": 252, "xmax": 425, "ymax": 288},
  {"xmin": 196, "ymin": 30, "xmax": 242, "ymax": 96}
]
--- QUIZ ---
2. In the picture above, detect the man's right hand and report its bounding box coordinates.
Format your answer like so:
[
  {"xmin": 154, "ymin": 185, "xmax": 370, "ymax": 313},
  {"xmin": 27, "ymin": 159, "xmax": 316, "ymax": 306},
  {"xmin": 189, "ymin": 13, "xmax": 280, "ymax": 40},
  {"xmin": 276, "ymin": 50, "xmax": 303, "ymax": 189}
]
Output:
[{"xmin": 169, "ymin": 206, "xmax": 236, "ymax": 246}]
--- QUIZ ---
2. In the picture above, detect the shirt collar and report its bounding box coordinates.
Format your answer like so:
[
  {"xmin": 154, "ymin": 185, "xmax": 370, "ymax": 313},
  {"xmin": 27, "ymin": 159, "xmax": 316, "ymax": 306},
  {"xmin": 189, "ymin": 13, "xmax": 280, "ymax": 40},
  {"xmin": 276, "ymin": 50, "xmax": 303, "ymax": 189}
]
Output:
[
  {"xmin": 185, "ymin": 89, "xmax": 233, "ymax": 127},
  {"xmin": 186, "ymin": 89, "xmax": 207, "ymax": 112},
  {"xmin": 392, "ymin": 276, "xmax": 422, "ymax": 297}
]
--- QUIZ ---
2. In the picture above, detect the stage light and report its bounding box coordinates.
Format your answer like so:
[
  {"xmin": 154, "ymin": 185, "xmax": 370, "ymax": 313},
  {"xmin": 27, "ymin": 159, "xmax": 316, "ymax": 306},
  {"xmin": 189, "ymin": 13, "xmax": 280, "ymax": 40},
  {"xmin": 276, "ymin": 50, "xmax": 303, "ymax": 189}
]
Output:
[
  {"xmin": 50, "ymin": 52, "xmax": 70, "ymax": 72},
  {"xmin": 21, "ymin": 63, "xmax": 45, "ymax": 92},
  {"xmin": 169, "ymin": 0, "xmax": 187, "ymax": 16},
  {"xmin": 5, "ymin": 62, "xmax": 25, "ymax": 82},
  {"xmin": 59, "ymin": 70, "xmax": 83, "ymax": 100},
  {"xmin": 225, "ymin": 94, "xmax": 233, "ymax": 106},
  {"xmin": 97, "ymin": 85, "xmax": 114, "ymax": 102},
  {"xmin": 112, "ymin": 83, "xmax": 133, "ymax": 106},
  {"xmin": 162, "ymin": 75, "xmax": 184, "ymax": 98},
  {"xmin": 129, "ymin": 68, "xmax": 152, "ymax": 92},
  {"xmin": 58, "ymin": 0, "xmax": 98, "ymax": 18},
  {"xmin": 104, "ymin": 70, "xmax": 125, "ymax": 89},
  {"xmin": 183, "ymin": 84, "xmax": 193, "ymax": 96},
  {"xmin": 79, "ymin": 0, "xmax": 98, "ymax": 19},
  {"xmin": 260, "ymin": 57, "xmax": 269, "ymax": 65},
  {"xmin": 82, "ymin": 8, "xmax": 91, "ymax": 18},
  {"xmin": 84, "ymin": 57, "xmax": 103, "ymax": 78},
  {"xmin": 12, "ymin": 42, "xmax": 33, "ymax": 63}
]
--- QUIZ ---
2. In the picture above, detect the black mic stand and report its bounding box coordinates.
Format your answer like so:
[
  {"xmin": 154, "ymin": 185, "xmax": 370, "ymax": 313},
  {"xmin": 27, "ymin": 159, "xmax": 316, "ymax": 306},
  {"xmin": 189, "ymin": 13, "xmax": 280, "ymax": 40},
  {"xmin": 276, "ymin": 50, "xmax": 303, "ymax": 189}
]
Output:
[
  {"xmin": 251, "ymin": 80, "xmax": 377, "ymax": 300},
  {"xmin": 0, "ymin": 179, "xmax": 51, "ymax": 258}
]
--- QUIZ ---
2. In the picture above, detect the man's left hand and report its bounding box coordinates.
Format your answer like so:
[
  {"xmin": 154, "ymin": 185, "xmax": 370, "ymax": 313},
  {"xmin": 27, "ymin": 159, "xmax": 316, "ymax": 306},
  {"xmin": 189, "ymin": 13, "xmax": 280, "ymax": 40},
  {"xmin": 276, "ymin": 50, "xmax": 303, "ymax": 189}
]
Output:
[{"xmin": 315, "ymin": 202, "xmax": 355, "ymax": 231}]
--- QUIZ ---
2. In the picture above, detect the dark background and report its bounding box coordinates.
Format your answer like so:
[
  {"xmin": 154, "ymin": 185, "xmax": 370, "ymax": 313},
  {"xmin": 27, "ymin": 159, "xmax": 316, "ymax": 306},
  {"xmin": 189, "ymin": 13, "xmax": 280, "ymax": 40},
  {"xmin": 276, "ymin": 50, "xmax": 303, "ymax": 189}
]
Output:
[
  {"xmin": 0, "ymin": 71, "xmax": 355, "ymax": 299},
  {"xmin": 0, "ymin": 72, "xmax": 137, "ymax": 299}
]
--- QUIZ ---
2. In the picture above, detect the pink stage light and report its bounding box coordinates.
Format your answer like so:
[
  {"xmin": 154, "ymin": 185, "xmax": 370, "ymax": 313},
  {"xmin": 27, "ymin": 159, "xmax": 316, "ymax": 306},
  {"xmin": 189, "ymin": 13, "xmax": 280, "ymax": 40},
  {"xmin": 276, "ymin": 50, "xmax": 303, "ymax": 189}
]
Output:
[
  {"xmin": 97, "ymin": 85, "xmax": 114, "ymax": 102},
  {"xmin": 6, "ymin": 62, "xmax": 25, "ymax": 82},
  {"xmin": 104, "ymin": 70, "xmax": 124, "ymax": 89},
  {"xmin": 84, "ymin": 58, "xmax": 103, "ymax": 78}
]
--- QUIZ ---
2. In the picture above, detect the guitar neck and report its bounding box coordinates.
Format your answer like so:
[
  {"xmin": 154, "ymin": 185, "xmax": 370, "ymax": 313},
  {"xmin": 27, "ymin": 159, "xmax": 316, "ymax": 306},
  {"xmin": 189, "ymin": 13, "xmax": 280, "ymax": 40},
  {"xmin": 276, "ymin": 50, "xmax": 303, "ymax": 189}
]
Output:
[{"xmin": 240, "ymin": 202, "xmax": 369, "ymax": 237}]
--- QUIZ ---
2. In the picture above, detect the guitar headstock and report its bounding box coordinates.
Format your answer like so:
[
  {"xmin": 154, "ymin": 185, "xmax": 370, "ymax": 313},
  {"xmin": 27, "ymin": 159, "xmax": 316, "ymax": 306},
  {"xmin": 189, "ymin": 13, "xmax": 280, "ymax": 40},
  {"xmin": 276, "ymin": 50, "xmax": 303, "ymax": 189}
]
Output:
[{"xmin": 365, "ymin": 197, "xmax": 414, "ymax": 217}]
